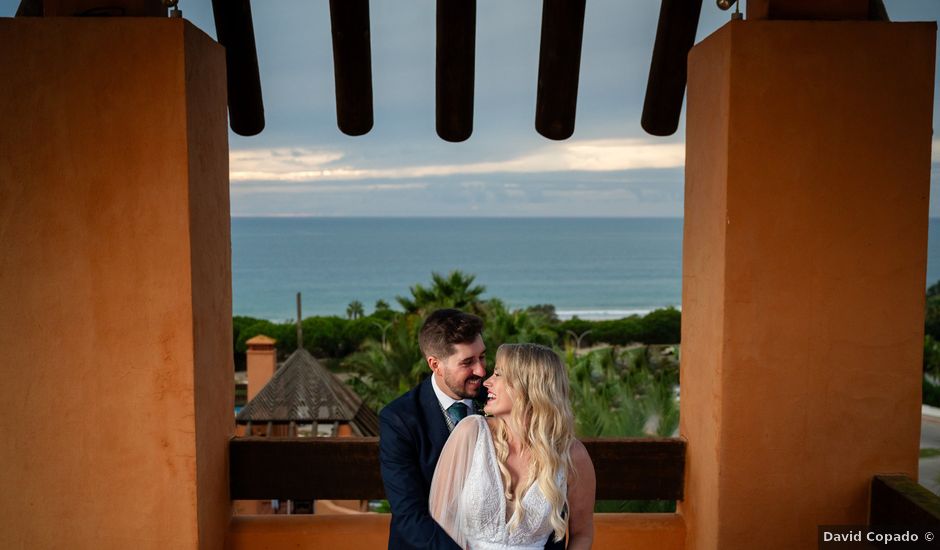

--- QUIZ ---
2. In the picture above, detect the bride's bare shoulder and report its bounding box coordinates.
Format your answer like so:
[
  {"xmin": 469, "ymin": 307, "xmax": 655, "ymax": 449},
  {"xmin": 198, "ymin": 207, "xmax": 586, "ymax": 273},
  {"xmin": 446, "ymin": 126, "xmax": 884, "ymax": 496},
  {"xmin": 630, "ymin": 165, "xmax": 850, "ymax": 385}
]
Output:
[{"xmin": 569, "ymin": 439, "xmax": 594, "ymax": 469}]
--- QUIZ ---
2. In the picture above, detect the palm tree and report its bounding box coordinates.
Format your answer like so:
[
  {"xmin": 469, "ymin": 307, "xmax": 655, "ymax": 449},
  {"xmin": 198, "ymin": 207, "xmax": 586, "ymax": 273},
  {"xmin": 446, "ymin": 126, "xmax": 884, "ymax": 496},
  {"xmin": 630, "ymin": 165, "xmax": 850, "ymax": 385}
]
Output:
[
  {"xmin": 567, "ymin": 347, "xmax": 679, "ymax": 438},
  {"xmin": 343, "ymin": 315, "xmax": 427, "ymax": 410},
  {"xmin": 482, "ymin": 299, "xmax": 558, "ymax": 365},
  {"xmin": 396, "ymin": 271, "xmax": 487, "ymax": 315},
  {"xmin": 347, "ymin": 300, "xmax": 365, "ymax": 320}
]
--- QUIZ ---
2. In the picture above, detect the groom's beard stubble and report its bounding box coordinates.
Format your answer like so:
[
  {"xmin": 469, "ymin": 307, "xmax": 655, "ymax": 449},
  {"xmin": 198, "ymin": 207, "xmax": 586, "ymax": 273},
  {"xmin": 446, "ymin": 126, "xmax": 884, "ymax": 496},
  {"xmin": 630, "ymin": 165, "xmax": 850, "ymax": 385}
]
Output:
[{"xmin": 447, "ymin": 373, "xmax": 484, "ymax": 400}]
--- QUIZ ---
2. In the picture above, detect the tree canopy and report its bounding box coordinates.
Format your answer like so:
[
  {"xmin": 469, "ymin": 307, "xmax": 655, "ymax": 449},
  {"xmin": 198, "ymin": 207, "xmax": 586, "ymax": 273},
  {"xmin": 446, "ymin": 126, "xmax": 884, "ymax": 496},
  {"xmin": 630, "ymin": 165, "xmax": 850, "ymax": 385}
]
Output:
[{"xmin": 396, "ymin": 270, "xmax": 487, "ymax": 316}]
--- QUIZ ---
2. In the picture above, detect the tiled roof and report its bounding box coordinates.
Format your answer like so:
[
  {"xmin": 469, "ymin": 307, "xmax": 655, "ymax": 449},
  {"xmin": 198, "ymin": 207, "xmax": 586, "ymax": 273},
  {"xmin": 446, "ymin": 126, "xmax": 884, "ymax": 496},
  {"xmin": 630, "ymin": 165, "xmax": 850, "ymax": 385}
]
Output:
[{"xmin": 235, "ymin": 348, "xmax": 379, "ymax": 436}]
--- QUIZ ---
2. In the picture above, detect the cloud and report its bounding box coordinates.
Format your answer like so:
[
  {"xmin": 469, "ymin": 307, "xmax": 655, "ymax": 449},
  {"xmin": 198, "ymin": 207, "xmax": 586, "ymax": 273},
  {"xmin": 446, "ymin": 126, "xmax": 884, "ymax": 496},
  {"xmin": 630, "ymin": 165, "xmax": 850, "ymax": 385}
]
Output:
[
  {"xmin": 229, "ymin": 176, "xmax": 686, "ymax": 217},
  {"xmin": 229, "ymin": 139, "xmax": 685, "ymax": 184},
  {"xmin": 231, "ymin": 182, "xmax": 429, "ymax": 195}
]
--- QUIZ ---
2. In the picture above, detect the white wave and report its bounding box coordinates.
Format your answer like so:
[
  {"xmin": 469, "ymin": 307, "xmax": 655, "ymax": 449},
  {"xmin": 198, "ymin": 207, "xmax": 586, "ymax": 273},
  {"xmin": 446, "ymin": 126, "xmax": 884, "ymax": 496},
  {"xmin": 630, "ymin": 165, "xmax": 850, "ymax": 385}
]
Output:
[{"xmin": 555, "ymin": 308, "xmax": 680, "ymax": 321}]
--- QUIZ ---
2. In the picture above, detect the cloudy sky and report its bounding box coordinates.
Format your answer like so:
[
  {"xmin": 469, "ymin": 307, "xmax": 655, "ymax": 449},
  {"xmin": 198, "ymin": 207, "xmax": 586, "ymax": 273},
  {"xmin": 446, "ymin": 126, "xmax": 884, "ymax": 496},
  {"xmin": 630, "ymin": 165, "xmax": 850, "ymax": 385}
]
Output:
[{"xmin": 7, "ymin": 1, "xmax": 940, "ymax": 216}]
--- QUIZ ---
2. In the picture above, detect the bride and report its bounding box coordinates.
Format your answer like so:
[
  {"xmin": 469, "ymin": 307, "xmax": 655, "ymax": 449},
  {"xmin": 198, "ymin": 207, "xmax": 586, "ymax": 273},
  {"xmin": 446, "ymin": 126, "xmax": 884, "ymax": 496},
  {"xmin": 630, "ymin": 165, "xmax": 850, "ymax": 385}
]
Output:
[{"xmin": 429, "ymin": 343, "xmax": 596, "ymax": 550}]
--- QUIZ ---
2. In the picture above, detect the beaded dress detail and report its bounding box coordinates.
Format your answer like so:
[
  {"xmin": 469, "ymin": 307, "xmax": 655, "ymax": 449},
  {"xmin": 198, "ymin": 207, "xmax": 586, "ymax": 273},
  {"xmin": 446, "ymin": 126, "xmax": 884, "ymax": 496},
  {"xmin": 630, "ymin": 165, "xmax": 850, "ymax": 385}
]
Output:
[{"xmin": 429, "ymin": 415, "xmax": 565, "ymax": 550}]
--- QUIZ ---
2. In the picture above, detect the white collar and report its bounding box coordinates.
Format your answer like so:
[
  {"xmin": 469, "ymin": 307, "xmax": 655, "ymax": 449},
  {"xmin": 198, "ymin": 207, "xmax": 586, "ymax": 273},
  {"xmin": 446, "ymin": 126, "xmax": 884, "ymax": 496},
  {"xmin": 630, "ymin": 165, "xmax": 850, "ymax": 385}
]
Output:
[{"xmin": 430, "ymin": 372, "xmax": 475, "ymax": 414}]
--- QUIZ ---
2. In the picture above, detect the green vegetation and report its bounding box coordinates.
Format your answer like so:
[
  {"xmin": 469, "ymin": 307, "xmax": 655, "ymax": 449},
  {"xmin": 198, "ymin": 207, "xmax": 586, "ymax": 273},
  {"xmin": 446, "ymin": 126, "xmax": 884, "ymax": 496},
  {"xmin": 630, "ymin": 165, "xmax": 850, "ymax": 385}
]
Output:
[
  {"xmin": 595, "ymin": 500, "xmax": 676, "ymax": 513},
  {"xmin": 396, "ymin": 271, "xmax": 488, "ymax": 316},
  {"xmin": 567, "ymin": 346, "xmax": 679, "ymax": 438},
  {"xmin": 235, "ymin": 270, "xmax": 684, "ymax": 513},
  {"xmin": 924, "ymin": 281, "xmax": 940, "ymax": 407},
  {"xmin": 233, "ymin": 273, "xmax": 940, "ymax": 513},
  {"xmin": 237, "ymin": 273, "xmax": 940, "ymax": 412},
  {"xmin": 346, "ymin": 300, "xmax": 365, "ymax": 320},
  {"xmin": 233, "ymin": 270, "xmax": 681, "ymax": 374}
]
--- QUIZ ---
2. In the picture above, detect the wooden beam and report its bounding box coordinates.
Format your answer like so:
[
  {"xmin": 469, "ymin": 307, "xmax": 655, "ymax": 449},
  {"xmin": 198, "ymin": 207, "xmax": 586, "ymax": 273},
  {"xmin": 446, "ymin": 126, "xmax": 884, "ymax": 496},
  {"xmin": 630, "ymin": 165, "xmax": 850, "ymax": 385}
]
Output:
[
  {"xmin": 870, "ymin": 475, "xmax": 940, "ymax": 528},
  {"xmin": 747, "ymin": 0, "xmax": 876, "ymax": 21},
  {"xmin": 329, "ymin": 0, "xmax": 373, "ymax": 137},
  {"xmin": 229, "ymin": 436, "xmax": 685, "ymax": 501},
  {"xmin": 231, "ymin": 437, "xmax": 385, "ymax": 500},
  {"xmin": 641, "ymin": 0, "xmax": 702, "ymax": 137},
  {"xmin": 40, "ymin": 0, "xmax": 165, "ymax": 16},
  {"xmin": 584, "ymin": 437, "xmax": 685, "ymax": 500},
  {"xmin": 436, "ymin": 0, "xmax": 476, "ymax": 142},
  {"xmin": 211, "ymin": 0, "xmax": 265, "ymax": 136},
  {"xmin": 534, "ymin": 0, "xmax": 586, "ymax": 141}
]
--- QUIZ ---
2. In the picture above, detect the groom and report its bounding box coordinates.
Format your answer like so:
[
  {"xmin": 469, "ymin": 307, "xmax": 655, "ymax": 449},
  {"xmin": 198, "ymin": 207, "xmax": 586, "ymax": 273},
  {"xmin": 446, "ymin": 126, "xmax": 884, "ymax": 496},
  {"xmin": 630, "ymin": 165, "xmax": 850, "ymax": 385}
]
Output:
[{"xmin": 378, "ymin": 308, "xmax": 565, "ymax": 550}]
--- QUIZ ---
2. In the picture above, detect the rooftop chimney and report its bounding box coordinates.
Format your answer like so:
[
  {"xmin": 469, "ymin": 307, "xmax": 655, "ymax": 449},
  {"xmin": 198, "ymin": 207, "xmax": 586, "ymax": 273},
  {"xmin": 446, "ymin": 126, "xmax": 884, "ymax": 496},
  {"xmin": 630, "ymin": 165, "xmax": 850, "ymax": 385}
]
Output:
[{"xmin": 246, "ymin": 334, "xmax": 277, "ymax": 401}]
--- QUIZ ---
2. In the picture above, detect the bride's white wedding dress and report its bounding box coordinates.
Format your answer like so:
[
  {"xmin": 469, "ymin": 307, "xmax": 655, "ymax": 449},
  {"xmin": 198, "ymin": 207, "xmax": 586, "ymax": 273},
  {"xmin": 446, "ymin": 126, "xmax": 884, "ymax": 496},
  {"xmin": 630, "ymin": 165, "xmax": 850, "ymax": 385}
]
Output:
[{"xmin": 429, "ymin": 415, "xmax": 566, "ymax": 550}]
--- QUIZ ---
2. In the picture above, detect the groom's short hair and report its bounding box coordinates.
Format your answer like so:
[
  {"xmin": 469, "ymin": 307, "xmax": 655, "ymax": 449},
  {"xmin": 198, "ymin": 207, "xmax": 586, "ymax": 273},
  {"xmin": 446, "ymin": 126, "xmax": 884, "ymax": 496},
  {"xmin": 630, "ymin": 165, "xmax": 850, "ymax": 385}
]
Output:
[{"xmin": 419, "ymin": 309, "xmax": 484, "ymax": 359}]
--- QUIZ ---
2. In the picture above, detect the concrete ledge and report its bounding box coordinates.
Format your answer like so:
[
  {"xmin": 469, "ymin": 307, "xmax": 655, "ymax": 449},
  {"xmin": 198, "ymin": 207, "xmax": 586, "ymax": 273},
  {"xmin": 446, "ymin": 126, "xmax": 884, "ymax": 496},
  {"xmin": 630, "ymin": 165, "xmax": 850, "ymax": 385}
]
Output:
[
  {"xmin": 225, "ymin": 512, "xmax": 685, "ymax": 549},
  {"xmin": 227, "ymin": 514, "xmax": 390, "ymax": 549},
  {"xmin": 594, "ymin": 513, "xmax": 685, "ymax": 549}
]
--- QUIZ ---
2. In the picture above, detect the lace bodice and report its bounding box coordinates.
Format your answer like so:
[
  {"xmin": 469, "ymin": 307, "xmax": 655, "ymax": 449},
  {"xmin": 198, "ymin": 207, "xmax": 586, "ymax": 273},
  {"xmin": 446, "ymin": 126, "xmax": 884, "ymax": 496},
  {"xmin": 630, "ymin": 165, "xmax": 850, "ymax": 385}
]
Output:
[{"xmin": 430, "ymin": 415, "xmax": 566, "ymax": 550}]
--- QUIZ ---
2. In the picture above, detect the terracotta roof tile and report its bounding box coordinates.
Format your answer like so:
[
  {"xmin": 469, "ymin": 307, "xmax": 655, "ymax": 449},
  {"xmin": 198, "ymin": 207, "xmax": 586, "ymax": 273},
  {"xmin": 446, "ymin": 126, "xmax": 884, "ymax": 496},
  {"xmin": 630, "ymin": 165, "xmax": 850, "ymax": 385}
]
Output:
[{"xmin": 235, "ymin": 348, "xmax": 379, "ymax": 436}]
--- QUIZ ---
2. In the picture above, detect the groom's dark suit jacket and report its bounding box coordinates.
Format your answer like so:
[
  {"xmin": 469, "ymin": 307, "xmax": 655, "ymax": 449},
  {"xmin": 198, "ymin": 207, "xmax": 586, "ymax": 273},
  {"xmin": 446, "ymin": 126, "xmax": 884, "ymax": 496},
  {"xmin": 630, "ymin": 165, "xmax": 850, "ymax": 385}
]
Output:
[{"xmin": 378, "ymin": 376, "xmax": 566, "ymax": 550}]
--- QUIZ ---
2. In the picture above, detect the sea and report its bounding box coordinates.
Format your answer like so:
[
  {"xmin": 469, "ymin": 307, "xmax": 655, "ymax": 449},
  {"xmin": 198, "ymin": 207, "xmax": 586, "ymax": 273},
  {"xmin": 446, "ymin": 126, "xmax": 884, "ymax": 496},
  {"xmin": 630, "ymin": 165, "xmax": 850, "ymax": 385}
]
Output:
[{"xmin": 232, "ymin": 217, "xmax": 940, "ymax": 321}]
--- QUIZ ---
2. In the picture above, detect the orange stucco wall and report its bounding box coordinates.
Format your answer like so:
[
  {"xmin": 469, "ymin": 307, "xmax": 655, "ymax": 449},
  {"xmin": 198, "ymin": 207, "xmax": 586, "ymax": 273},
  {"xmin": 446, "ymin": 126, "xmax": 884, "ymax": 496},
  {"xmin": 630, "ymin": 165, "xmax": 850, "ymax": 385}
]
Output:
[
  {"xmin": 0, "ymin": 18, "xmax": 231, "ymax": 549},
  {"xmin": 224, "ymin": 513, "xmax": 685, "ymax": 549},
  {"xmin": 185, "ymin": 21, "xmax": 235, "ymax": 550},
  {"xmin": 680, "ymin": 20, "xmax": 935, "ymax": 550},
  {"xmin": 678, "ymin": 20, "xmax": 731, "ymax": 550}
]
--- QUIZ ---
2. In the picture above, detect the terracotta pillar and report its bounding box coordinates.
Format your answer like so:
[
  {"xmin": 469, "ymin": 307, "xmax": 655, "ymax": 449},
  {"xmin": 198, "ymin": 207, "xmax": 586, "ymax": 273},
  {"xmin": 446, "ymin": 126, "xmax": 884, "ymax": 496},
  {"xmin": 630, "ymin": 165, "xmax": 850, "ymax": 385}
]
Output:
[
  {"xmin": 0, "ymin": 18, "xmax": 232, "ymax": 549},
  {"xmin": 246, "ymin": 335, "xmax": 277, "ymax": 400},
  {"xmin": 679, "ymin": 19, "xmax": 935, "ymax": 549}
]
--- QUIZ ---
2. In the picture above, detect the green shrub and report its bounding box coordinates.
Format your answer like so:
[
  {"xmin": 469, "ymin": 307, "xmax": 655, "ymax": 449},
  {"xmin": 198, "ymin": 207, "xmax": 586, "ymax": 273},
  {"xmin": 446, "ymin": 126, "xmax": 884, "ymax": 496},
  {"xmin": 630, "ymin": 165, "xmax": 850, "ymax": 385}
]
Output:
[
  {"xmin": 637, "ymin": 307, "xmax": 681, "ymax": 344},
  {"xmin": 924, "ymin": 375, "xmax": 940, "ymax": 407}
]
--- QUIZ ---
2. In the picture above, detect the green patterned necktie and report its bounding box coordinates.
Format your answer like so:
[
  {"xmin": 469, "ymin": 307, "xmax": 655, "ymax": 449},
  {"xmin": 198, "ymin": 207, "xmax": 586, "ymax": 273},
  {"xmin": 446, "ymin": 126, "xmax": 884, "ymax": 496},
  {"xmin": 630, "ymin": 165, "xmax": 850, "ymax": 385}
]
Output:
[{"xmin": 447, "ymin": 402, "xmax": 469, "ymax": 426}]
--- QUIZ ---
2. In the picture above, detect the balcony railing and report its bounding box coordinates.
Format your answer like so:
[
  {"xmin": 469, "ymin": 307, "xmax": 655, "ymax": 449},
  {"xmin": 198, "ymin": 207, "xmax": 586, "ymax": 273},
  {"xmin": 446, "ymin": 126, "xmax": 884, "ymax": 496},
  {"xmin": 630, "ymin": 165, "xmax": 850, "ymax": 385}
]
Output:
[
  {"xmin": 870, "ymin": 475, "xmax": 940, "ymax": 527},
  {"xmin": 226, "ymin": 439, "xmax": 940, "ymax": 549},
  {"xmin": 229, "ymin": 436, "xmax": 687, "ymax": 501}
]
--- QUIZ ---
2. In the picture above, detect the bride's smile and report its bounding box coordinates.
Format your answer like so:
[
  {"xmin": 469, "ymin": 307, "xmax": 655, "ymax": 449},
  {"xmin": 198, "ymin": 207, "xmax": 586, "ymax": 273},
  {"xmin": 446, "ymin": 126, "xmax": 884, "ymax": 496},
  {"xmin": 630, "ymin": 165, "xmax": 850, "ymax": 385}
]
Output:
[{"xmin": 483, "ymin": 367, "xmax": 514, "ymax": 416}]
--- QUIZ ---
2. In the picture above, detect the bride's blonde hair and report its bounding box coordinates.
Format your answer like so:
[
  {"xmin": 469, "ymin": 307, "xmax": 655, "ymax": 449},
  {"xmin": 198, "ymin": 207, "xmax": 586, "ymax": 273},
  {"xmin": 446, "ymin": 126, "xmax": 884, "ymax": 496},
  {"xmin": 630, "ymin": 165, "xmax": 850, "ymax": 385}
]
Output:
[{"xmin": 490, "ymin": 343, "xmax": 575, "ymax": 542}]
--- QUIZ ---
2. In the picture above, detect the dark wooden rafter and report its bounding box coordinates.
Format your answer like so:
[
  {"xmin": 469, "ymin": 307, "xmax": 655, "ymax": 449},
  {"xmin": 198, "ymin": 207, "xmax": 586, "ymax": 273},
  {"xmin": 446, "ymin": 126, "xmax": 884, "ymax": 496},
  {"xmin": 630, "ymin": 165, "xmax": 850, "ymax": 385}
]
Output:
[
  {"xmin": 868, "ymin": 0, "xmax": 889, "ymax": 21},
  {"xmin": 15, "ymin": 0, "xmax": 166, "ymax": 16},
  {"xmin": 14, "ymin": 0, "xmax": 43, "ymax": 16},
  {"xmin": 535, "ymin": 0, "xmax": 586, "ymax": 141},
  {"xmin": 211, "ymin": 0, "xmax": 265, "ymax": 136},
  {"xmin": 755, "ymin": 0, "xmax": 889, "ymax": 21},
  {"xmin": 436, "ymin": 0, "xmax": 476, "ymax": 143},
  {"xmin": 641, "ymin": 0, "xmax": 703, "ymax": 137},
  {"xmin": 870, "ymin": 475, "xmax": 940, "ymax": 528},
  {"xmin": 229, "ymin": 436, "xmax": 686, "ymax": 501},
  {"xmin": 329, "ymin": 0, "xmax": 374, "ymax": 137}
]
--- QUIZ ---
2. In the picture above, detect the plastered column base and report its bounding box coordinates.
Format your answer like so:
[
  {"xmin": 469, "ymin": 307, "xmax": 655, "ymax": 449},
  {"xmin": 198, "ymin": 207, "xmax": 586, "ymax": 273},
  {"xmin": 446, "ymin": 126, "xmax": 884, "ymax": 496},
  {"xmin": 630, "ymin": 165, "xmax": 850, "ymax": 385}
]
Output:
[
  {"xmin": 0, "ymin": 18, "xmax": 232, "ymax": 549},
  {"xmin": 678, "ymin": 19, "xmax": 936, "ymax": 550}
]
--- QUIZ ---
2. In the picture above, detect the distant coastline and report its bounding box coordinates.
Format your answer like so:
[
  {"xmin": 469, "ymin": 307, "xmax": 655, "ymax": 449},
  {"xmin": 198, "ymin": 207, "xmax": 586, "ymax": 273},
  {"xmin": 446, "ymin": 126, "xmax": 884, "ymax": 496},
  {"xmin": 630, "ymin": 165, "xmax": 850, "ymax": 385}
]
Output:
[
  {"xmin": 239, "ymin": 307, "xmax": 678, "ymax": 324},
  {"xmin": 231, "ymin": 217, "xmax": 940, "ymax": 320},
  {"xmin": 556, "ymin": 308, "xmax": 678, "ymax": 321}
]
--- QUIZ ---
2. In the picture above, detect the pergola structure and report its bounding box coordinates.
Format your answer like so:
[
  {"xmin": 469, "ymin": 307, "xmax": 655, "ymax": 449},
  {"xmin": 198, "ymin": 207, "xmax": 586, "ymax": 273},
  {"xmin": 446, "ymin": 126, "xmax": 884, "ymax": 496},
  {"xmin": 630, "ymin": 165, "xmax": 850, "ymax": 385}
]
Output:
[{"xmin": 1, "ymin": 0, "xmax": 937, "ymax": 548}]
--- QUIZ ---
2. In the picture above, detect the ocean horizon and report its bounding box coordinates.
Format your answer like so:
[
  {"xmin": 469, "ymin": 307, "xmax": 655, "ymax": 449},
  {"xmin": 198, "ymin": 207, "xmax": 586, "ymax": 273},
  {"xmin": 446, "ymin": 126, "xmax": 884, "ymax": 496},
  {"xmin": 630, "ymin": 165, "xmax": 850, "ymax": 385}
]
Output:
[{"xmin": 232, "ymin": 217, "xmax": 940, "ymax": 321}]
